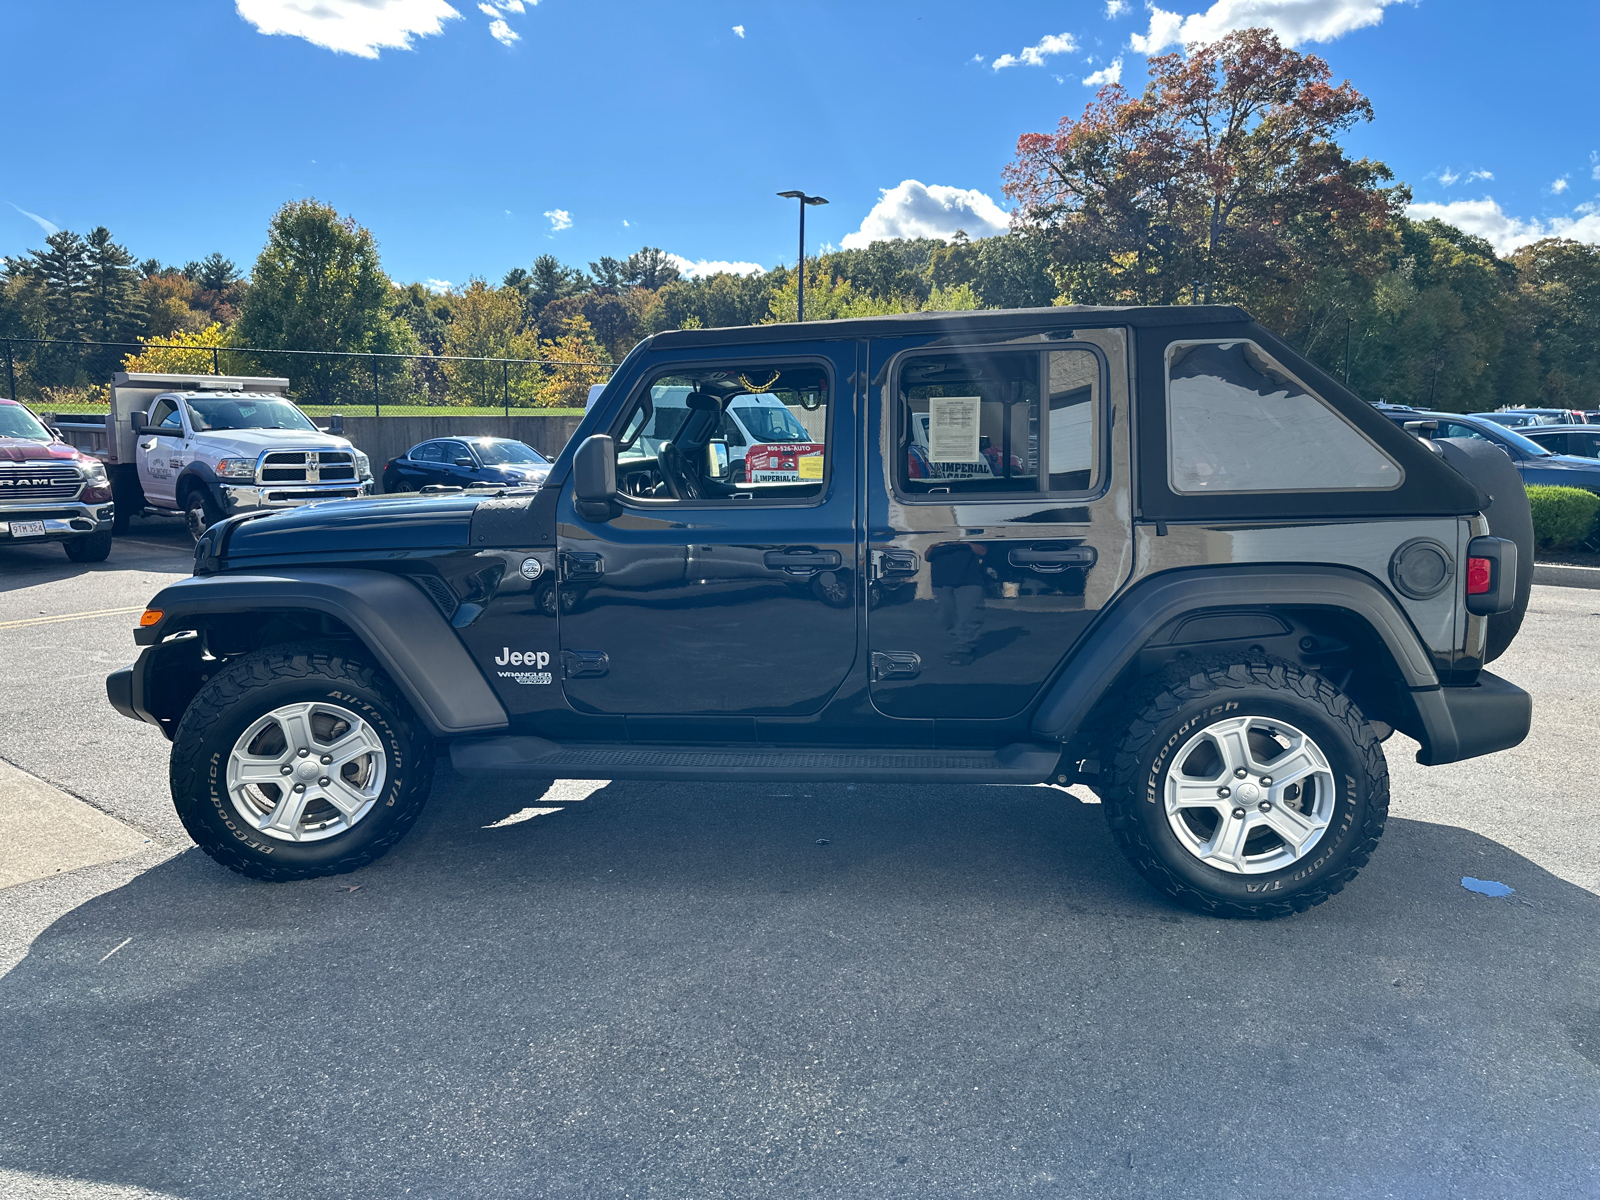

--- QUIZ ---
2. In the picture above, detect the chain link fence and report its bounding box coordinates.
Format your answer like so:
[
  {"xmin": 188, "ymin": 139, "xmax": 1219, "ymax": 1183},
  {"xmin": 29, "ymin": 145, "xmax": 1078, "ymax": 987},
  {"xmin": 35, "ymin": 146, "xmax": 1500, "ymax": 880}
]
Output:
[{"xmin": 1, "ymin": 337, "xmax": 616, "ymax": 417}]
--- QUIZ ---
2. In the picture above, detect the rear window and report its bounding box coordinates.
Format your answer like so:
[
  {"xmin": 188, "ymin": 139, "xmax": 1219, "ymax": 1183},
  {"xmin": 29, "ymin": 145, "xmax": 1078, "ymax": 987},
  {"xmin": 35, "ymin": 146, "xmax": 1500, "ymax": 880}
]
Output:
[{"xmin": 1166, "ymin": 341, "xmax": 1400, "ymax": 494}]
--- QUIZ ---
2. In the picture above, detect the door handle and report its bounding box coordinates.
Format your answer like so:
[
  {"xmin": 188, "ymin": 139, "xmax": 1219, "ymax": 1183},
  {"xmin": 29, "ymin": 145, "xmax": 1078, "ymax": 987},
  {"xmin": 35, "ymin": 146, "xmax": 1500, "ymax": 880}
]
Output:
[
  {"xmin": 870, "ymin": 651, "xmax": 921, "ymax": 681},
  {"xmin": 764, "ymin": 549, "xmax": 840, "ymax": 575},
  {"xmin": 1008, "ymin": 546, "xmax": 1097, "ymax": 573}
]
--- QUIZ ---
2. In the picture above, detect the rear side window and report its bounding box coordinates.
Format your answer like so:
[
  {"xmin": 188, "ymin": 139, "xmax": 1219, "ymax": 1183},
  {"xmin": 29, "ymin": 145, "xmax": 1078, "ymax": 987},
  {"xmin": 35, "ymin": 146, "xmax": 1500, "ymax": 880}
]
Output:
[
  {"xmin": 412, "ymin": 442, "xmax": 445, "ymax": 462},
  {"xmin": 1166, "ymin": 341, "xmax": 1400, "ymax": 494},
  {"xmin": 895, "ymin": 347, "xmax": 1103, "ymax": 497}
]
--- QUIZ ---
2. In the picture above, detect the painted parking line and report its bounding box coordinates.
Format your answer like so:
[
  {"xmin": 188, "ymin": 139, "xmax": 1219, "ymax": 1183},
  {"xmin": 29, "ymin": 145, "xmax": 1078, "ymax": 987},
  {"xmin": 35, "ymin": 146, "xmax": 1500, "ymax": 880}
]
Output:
[{"xmin": 0, "ymin": 605, "xmax": 146, "ymax": 632}]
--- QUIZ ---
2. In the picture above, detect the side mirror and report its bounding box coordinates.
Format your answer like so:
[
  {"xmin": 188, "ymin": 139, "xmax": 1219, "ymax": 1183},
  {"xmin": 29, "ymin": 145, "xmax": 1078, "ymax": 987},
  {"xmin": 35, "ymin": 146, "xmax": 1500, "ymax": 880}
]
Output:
[
  {"xmin": 453, "ymin": 457, "xmax": 475, "ymax": 467},
  {"xmin": 131, "ymin": 410, "xmax": 148, "ymax": 428},
  {"xmin": 573, "ymin": 433, "xmax": 618, "ymax": 522},
  {"xmin": 706, "ymin": 439, "xmax": 730, "ymax": 480}
]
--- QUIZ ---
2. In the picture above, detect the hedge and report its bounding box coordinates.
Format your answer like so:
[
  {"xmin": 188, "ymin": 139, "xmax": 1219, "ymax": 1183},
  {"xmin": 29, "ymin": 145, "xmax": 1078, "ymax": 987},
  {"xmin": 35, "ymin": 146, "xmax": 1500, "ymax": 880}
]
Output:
[{"xmin": 1526, "ymin": 485, "xmax": 1600, "ymax": 550}]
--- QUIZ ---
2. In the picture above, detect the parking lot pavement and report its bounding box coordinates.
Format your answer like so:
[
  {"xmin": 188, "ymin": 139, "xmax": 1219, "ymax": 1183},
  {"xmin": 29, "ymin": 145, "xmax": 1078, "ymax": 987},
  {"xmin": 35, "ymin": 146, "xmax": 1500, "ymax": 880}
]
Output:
[{"xmin": 1, "ymin": 532, "xmax": 1597, "ymax": 1199}]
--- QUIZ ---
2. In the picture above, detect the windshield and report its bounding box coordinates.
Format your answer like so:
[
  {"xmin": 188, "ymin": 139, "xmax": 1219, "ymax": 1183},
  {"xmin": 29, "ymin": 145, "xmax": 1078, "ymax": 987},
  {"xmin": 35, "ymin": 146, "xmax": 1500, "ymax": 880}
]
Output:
[
  {"xmin": 185, "ymin": 396, "xmax": 317, "ymax": 432},
  {"xmin": 0, "ymin": 403, "xmax": 51, "ymax": 441},
  {"xmin": 1479, "ymin": 422, "xmax": 1552, "ymax": 456},
  {"xmin": 474, "ymin": 440, "xmax": 548, "ymax": 466},
  {"xmin": 732, "ymin": 399, "xmax": 811, "ymax": 443}
]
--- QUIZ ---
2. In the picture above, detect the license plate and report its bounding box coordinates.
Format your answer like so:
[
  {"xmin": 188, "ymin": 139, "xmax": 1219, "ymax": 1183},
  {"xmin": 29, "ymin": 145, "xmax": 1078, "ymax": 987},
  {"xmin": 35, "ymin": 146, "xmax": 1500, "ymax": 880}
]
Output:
[{"xmin": 7, "ymin": 521, "xmax": 45, "ymax": 538}]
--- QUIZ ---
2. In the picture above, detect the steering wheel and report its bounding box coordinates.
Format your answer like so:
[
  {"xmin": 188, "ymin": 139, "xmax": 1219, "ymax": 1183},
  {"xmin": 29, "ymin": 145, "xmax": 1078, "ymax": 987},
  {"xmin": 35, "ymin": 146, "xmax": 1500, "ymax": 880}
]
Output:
[{"xmin": 656, "ymin": 441, "xmax": 701, "ymax": 501}]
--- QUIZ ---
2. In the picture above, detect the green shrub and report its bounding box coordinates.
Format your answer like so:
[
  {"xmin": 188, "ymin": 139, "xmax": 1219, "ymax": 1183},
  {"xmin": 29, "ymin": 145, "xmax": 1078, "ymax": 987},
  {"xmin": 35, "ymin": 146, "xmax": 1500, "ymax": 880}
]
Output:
[{"xmin": 1526, "ymin": 485, "xmax": 1600, "ymax": 550}]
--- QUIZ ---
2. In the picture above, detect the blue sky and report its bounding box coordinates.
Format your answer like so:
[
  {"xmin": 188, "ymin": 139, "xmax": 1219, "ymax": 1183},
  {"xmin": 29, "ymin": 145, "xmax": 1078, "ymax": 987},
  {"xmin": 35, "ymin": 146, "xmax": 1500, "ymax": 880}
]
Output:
[{"xmin": 3, "ymin": 0, "xmax": 1597, "ymax": 287}]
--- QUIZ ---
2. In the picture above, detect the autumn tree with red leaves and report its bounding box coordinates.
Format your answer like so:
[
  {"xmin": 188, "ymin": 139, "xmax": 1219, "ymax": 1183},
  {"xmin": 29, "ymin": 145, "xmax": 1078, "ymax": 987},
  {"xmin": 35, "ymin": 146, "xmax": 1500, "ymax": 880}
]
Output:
[{"xmin": 1004, "ymin": 28, "xmax": 1406, "ymax": 329}]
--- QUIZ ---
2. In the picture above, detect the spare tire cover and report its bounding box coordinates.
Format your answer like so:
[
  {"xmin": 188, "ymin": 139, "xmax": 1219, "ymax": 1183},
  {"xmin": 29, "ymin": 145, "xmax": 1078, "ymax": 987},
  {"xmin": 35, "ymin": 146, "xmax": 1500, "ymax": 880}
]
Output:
[{"xmin": 1434, "ymin": 438, "xmax": 1533, "ymax": 663}]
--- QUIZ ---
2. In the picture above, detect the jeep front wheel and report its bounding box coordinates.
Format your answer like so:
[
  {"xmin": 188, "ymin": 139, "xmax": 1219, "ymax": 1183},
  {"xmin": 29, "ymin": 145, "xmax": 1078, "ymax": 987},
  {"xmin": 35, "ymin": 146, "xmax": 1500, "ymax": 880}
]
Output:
[
  {"xmin": 1100, "ymin": 659, "xmax": 1388, "ymax": 918},
  {"xmin": 170, "ymin": 643, "xmax": 434, "ymax": 881}
]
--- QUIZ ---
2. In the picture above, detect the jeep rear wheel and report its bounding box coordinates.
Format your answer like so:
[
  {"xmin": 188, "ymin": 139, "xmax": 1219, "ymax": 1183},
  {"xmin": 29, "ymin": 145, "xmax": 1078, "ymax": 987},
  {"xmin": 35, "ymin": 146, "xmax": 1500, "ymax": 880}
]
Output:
[
  {"xmin": 170, "ymin": 643, "xmax": 434, "ymax": 881},
  {"xmin": 1100, "ymin": 659, "xmax": 1388, "ymax": 918}
]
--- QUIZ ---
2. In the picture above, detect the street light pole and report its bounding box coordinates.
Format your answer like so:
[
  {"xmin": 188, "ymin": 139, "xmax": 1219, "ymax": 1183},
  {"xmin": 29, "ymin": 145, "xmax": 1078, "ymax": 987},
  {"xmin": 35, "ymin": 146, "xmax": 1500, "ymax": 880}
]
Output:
[{"xmin": 777, "ymin": 190, "xmax": 828, "ymax": 322}]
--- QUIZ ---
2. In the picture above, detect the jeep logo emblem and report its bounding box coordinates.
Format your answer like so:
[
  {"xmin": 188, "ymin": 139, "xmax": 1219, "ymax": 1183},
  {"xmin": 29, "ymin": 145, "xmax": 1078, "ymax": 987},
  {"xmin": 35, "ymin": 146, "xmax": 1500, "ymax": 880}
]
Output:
[{"xmin": 494, "ymin": 648, "xmax": 550, "ymax": 668}]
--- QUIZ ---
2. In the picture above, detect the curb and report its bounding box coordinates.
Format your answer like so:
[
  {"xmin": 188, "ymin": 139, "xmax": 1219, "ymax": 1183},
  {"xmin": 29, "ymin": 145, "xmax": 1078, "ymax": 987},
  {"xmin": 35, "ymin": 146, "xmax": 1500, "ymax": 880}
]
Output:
[{"xmin": 1533, "ymin": 563, "xmax": 1600, "ymax": 589}]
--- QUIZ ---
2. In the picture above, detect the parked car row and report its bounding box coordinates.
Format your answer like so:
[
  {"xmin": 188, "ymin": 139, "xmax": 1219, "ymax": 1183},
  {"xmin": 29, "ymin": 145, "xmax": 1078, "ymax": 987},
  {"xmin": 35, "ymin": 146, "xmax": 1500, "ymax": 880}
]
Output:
[
  {"xmin": 1472, "ymin": 407, "xmax": 1598, "ymax": 427},
  {"xmin": 1375, "ymin": 404, "xmax": 1600, "ymax": 492}
]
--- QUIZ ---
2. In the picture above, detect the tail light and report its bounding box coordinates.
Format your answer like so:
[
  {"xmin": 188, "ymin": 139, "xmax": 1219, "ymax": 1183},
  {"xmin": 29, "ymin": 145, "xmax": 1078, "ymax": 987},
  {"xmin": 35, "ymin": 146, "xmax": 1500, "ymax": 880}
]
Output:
[{"xmin": 1466, "ymin": 557, "xmax": 1492, "ymax": 594}]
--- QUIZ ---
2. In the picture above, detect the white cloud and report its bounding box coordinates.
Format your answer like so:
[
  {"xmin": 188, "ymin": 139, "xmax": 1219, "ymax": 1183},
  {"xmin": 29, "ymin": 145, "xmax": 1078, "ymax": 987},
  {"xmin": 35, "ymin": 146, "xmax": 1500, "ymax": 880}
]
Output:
[
  {"xmin": 6, "ymin": 202, "xmax": 57, "ymax": 235},
  {"xmin": 1439, "ymin": 168, "xmax": 1459, "ymax": 186},
  {"xmin": 235, "ymin": 0, "xmax": 462, "ymax": 59},
  {"xmin": 1591, "ymin": 152, "xmax": 1600, "ymax": 181},
  {"xmin": 622, "ymin": 219, "xmax": 631, "ymax": 227},
  {"xmin": 841, "ymin": 180, "xmax": 1010, "ymax": 250},
  {"xmin": 487, "ymin": 16, "xmax": 517, "ymax": 43},
  {"xmin": 424, "ymin": 278, "xmax": 452, "ymax": 292},
  {"xmin": 1468, "ymin": 169, "xmax": 1493, "ymax": 181},
  {"xmin": 993, "ymin": 32, "xmax": 1078, "ymax": 70},
  {"xmin": 1552, "ymin": 177, "xmax": 1570, "ymax": 195},
  {"xmin": 1084, "ymin": 58, "xmax": 1123, "ymax": 86},
  {"xmin": 971, "ymin": 52, "xmax": 985, "ymax": 64},
  {"xmin": 1106, "ymin": 0, "xmax": 1130, "ymax": 14},
  {"xmin": 665, "ymin": 255, "xmax": 766, "ymax": 279},
  {"xmin": 544, "ymin": 209, "xmax": 572, "ymax": 232},
  {"xmin": 1407, "ymin": 196, "xmax": 1600, "ymax": 255},
  {"xmin": 1130, "ymin": 0, "xmax": 1402, "ymax": 54},
  {"xmin": 733, "ymin": 24, "xmax": 745, "ymax": 37}
]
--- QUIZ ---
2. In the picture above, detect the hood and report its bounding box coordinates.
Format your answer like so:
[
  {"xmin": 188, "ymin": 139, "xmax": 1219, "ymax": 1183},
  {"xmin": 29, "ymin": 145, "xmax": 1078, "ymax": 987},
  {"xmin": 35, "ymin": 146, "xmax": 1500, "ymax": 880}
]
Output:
[
  {"xmin": 1541, "ymin": 455, "xmax": 1600, "ymax": 472},
  {"xmin": 197, "ymin": 428, "xmax": 358, "ymax": 455},
  {"xmin": 0, "ymin": 437, "xmax": 90, "ymax": 464},
  {"xmin": 222, "ymin": 492, "xmax": 480, "ymax": 561},
  {"xmin": 480, "ymin": 463, "xmax": 549, "ymax": 482}
]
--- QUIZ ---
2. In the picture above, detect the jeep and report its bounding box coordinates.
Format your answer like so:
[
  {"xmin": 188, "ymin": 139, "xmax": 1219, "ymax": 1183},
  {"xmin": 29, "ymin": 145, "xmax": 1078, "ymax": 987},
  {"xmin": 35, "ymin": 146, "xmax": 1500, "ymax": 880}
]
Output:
[{"xmin": 107, "ymin": 306, "xmax": 1533, "ymax": 917}]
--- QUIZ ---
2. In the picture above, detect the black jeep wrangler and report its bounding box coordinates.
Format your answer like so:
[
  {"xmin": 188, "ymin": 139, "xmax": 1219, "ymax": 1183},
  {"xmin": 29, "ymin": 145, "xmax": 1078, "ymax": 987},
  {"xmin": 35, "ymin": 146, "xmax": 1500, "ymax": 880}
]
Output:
[{"xmin": 107, "ymin": 306, "xmax": 1533, "ymax": 917}]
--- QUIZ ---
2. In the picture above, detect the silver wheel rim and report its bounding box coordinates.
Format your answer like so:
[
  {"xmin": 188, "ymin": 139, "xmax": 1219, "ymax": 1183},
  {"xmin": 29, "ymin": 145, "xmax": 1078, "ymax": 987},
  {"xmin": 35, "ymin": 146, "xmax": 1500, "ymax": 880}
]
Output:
[
  {"xmin": 185, "ymin": 496, "xmax": 209, "ymax": 541},
  {"xmin": 1162, "ymin": 714, "xmax": 1336, "ymax": 876},
  {"xmin": 226, "ymin": 702, "xmax": 387, "ymax": 843}
]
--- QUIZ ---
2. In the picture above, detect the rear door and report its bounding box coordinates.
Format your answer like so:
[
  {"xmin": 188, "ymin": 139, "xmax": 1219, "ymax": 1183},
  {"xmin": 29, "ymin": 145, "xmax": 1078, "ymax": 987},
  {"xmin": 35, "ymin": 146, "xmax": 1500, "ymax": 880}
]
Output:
[
  {"xmin": 556, "ymin": 343, "xmax": 858, "ymax": 720},
  {"xmin": 865, "ymin": 330, "xmax": 1134, "ymax": 722}
]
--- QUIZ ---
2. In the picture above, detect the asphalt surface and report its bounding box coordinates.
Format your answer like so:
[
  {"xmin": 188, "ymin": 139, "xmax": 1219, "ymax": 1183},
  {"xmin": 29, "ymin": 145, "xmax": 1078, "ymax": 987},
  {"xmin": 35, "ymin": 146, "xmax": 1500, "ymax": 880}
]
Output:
[{"xmin": 1, "ymin": 521, "xmax": 1597, "ymax": 1199}]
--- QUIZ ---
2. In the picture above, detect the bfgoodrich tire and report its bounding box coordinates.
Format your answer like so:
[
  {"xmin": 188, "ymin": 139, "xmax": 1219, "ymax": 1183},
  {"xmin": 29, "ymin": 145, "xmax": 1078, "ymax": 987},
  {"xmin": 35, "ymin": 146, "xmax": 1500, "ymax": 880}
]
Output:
[
  {"xmin": 170, "ymin": 642, "xmax": 434, "ymax": 881},
  {"xmin": 1100, "ymin": 658, "xmax": 1388, "ymax": 918}
]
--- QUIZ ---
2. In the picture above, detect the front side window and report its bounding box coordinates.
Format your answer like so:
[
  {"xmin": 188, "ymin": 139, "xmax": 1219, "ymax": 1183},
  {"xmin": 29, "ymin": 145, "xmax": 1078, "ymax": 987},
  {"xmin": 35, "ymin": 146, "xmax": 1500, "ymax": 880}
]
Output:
[
  {"xmin": 614, "ymin": 362, "xmax": 830, "ymax": 502},
  {"xmin": 1167, "ymin": 341, "xmax": 1400, "ymax": 494},
  {"xmin": 148, "ymin": 399, "xmax": 181, "ymax": 431},
  {"xmin": 896, "ymin": 347, "xmax": 1102, "ymax": 497},
  {"xmin": 411, "ymin": 442, "xmax": 444, "ymax": 463}
]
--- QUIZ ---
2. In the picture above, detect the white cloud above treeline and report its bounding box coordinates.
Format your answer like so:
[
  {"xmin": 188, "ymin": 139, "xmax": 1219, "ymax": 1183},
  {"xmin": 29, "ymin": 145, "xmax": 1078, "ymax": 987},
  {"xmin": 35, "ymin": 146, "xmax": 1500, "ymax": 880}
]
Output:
[
  {"xmin": 235, "ymin": 0, "xmax": 463, "ymax": 58},
  {"xmin": 1407, "ymin": 197, "xmax": 1600, "ymax": 255},
  {"xmin": 993, "ymin": 32, "xmax": 1078, "ymax": 70},
  {"xmin": 544, "ymin": 209, "xmax": 572, "ymax": 232},
  {"xmin": 1130, "ymin": 0, "xmax": 1404, "ymax": 54},
  {"xmin": 842, "ymin": 181, "xmax": 1010, "ymax": 250},
  {"xmin": 665, "ymin": 255, "xmax": 766, "ymax": 279},
  {"xmin": 1084, "ymin": 58, "xmax": 1123, "ymax": 86}
]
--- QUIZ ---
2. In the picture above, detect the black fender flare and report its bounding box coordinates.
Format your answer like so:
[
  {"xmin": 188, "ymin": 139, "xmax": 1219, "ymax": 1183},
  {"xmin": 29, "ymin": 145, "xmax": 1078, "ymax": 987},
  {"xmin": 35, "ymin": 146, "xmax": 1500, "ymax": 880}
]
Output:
[
  {"xmin": 132, "ymin": 568, "xmax": 510, "ymax": 738},
  {"xmin": 1030, "ymin": 563, "xmax": 1439, "ymax": 743},
  {"xmin": 175, "ymin": 462, "xmax": 227, "ymax": 509}
]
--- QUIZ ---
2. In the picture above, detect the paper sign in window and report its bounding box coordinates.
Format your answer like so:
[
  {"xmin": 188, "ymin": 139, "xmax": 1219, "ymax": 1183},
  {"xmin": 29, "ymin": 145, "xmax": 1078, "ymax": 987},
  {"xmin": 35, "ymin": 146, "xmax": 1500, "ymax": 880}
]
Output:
[
  {"xmin": 928, "ymin": 396, "xmax": 981, "ymax": 462},
  {"xmin": 798, "ymin": 453, "xmax": 824, "ymax": 480}
]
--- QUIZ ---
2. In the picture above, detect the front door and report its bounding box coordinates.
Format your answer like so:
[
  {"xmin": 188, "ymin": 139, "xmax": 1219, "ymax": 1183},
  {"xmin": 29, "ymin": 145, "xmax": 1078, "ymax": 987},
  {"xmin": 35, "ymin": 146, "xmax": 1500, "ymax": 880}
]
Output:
[
  {"xmin": 135, "ymin": 396, "xmax": 188, "ymax": 507},
  {"xmin": 556, "ymin": 343, "xmax": 858, "ymax": 721},
  {"xmin": 865, "ymin": 329, "xmax": 1134, "ymax": 722}
]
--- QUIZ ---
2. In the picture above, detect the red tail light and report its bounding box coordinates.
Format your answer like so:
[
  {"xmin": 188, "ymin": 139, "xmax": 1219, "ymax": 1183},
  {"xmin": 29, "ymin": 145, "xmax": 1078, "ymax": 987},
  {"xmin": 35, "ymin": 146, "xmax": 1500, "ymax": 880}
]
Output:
[{"xmin": 1467, "ymin": 556, "xmax": 1492, "ymax": 594}]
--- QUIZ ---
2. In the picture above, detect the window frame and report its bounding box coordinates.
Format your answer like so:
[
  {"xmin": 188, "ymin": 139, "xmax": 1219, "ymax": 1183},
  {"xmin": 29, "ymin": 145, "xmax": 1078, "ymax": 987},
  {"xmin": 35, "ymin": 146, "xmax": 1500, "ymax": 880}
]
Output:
[
  {"xmin": 606, "ymin": 353, "xmax": 837, "ymax": 510},
  {"xmin": 888, "ymin": 340, "xmax": 1111, "ymax": 505},
  {"xmin": 1164, "ymin": 338, "xmax": 1404, "ymax": 497}
]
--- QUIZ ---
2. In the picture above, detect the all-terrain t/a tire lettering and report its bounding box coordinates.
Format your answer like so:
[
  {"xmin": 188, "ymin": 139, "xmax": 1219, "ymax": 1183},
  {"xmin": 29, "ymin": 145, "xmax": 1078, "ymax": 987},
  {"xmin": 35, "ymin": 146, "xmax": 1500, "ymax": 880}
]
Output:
[{"xmin": 1100, "ymin": 658, "xmax": 1389, "ymax": 918}]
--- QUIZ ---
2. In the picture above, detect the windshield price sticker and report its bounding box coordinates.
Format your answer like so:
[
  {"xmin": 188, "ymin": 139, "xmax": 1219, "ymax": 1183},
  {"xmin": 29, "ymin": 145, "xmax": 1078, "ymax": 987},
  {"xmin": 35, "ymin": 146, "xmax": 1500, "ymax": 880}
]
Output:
[{"xmin": 928, "ymin": 396, "xmax": 982, "ymax": 463}]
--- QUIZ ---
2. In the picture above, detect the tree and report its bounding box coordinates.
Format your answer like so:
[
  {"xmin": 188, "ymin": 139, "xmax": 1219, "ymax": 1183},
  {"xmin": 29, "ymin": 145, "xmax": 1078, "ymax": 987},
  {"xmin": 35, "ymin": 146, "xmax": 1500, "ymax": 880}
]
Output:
[
  {"xmin": 504, "ymin": 255, "xmax": 586, "ymax": 328},
  {"xmin": 1004, "ymin": 28, "xmax": 1403, "ymax": 325},
  {"xmin": 1504, "ymin": 239, "xmax": 1600, "ymax": 407},
  {"xmin": 121, "ymin": 322, "xmax": 233, "ymax": 374},
  {"xmin": 235, "ymin": 199, "xmax": 419, "ymax": 403},
  {"xmin": 535, "ymin": 314, "xmax": 609, "ymax": 408},
  {"xmin": 623, "ymin": 247, "xmax": 681, "ymax": 290},
  {"xmin": 81, "ymin": 227, "xmax": 145, "ymax": 376},
  {"xmin": 439, "ymin": 279, "xmax": 541, "ymax": 406}
]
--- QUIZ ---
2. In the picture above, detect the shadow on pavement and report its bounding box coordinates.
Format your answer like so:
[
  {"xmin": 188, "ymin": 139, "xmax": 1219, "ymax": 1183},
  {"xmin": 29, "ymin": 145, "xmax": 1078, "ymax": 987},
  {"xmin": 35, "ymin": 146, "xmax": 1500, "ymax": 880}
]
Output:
[{"xmin": 1, "ymin": 776, "xmax": 1597, "ymax": 1199}]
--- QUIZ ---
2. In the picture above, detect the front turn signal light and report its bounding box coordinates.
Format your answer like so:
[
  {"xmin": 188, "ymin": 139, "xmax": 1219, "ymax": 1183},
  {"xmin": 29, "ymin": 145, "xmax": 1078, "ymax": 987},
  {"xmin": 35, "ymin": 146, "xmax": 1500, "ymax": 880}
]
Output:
[{"xmin": 139, "ymin": 609, "xmax": 164, "ymax": 627}]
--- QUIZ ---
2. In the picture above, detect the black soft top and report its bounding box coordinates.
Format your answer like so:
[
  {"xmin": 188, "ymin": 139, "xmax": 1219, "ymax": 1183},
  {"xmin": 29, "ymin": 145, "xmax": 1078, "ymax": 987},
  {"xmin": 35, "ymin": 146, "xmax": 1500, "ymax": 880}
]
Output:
[{"xmin": 649, "ymin": 304, "xmax": 1249, "ymax": 348}]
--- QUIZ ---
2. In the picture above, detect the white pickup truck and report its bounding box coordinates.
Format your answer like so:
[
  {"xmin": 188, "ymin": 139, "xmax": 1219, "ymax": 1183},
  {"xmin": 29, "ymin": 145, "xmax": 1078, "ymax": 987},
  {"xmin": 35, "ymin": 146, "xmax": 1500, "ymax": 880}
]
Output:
[{"xmin": 95, "ymin": 373, "xmax": 373, "ymax": 539}]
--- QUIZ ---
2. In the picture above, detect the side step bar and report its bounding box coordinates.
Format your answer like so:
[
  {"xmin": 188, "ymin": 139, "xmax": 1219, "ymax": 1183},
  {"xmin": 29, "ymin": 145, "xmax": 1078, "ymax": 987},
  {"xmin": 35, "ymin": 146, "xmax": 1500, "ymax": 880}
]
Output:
[{"xmin": 449, "ymin": 736, "xmax": 1065, "ymax": 784}]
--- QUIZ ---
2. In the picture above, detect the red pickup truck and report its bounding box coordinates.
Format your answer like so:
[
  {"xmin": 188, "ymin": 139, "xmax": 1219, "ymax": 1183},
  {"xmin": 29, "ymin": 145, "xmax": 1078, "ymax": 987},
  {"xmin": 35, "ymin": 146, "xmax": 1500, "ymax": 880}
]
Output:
[{"xmin": 0, "ymin": 398, "xmax": 115, "ymax": 561}]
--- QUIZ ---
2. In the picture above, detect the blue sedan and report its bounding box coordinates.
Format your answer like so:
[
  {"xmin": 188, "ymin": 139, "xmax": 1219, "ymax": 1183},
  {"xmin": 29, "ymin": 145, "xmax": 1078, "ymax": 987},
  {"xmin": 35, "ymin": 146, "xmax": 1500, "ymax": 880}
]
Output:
[
  {"xmin": 1378, "ymin": 407, "xmax": 1600, "ymax": 493},
  {"xmin": 382, "ymin": 437, "xmax": 550, "ymax": 493}
]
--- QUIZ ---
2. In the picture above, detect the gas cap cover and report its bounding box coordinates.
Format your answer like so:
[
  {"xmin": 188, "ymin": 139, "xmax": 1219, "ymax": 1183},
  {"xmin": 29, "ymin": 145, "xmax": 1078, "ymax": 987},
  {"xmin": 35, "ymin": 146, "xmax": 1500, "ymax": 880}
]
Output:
[{"xmin": 1389, "ymin": 537, "xmax": 1454, "ymax": 600}]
